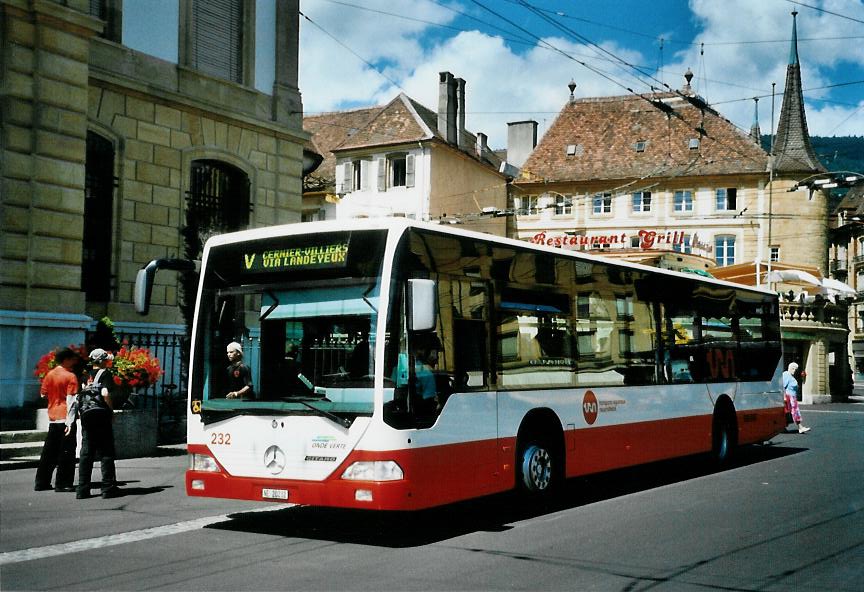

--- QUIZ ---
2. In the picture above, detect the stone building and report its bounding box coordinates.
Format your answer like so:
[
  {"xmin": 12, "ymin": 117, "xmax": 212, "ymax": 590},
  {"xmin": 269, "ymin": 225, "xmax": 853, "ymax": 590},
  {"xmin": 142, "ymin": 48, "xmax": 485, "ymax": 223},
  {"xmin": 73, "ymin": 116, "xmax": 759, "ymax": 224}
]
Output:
[{"xmin": 0, "ymin": 0, "xmax": 307, "ymax": 412}]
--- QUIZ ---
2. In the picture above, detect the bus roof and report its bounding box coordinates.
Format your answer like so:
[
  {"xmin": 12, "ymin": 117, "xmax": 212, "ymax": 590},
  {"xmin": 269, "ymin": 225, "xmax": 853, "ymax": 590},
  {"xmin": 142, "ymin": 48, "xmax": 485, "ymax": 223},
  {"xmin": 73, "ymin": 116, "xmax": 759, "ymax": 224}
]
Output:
[{"xmin": 203, "ymin": 218, "xmax": 777, "ymax": 298}]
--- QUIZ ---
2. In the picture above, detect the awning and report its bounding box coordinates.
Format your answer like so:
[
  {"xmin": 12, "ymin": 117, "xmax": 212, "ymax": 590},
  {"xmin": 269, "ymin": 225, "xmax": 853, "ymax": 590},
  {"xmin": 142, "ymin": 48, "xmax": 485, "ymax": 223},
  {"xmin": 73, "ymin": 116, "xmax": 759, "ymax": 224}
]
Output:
[
  {"xmin": 764, "ymin": 269, "xmax": 822, "ymax": 287},
  {"xmin": 817, "ymin": 277, "xmax": 856, "ymax": 296}
]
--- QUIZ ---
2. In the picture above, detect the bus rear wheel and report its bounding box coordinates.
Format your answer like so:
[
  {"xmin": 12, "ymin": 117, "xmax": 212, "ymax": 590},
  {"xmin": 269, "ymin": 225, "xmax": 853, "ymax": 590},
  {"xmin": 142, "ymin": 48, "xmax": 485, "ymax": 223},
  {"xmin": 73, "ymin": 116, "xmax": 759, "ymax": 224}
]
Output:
[{"xmin": 711, "ymin": 410, "xmax": 737, "ymax": 464}]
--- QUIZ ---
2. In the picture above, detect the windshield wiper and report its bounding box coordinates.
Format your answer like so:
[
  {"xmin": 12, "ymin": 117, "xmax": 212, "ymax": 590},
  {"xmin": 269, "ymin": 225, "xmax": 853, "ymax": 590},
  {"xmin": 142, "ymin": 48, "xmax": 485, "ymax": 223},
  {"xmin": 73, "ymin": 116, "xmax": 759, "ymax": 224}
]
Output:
[{"xmin": 285, "ymin": 398, "xmax": 352, "ymax": 428}]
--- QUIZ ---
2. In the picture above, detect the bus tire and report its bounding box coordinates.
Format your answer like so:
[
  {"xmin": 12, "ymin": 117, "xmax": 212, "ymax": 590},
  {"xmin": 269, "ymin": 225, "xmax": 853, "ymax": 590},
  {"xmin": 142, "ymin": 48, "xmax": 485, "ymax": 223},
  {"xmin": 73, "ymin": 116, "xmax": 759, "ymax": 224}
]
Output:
[
  {"xmin": 516, "ymin": 417, "xmax": 563, "ymax": 495},
  {"xmin": 520, "ymin": 444, "xmax": 554, "ymax": 492},
  {"xmin": 711, "ymin": 403, "xmax": 738, "ymax": 464}
]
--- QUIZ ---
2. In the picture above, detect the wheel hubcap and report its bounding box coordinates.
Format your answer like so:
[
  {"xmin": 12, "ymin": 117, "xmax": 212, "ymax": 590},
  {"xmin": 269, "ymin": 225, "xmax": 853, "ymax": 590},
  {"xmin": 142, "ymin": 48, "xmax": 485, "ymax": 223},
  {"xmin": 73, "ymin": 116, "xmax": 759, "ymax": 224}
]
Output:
[{"xmin": 522, "ymin": 445, "xmax": 552, "ymax": 491}]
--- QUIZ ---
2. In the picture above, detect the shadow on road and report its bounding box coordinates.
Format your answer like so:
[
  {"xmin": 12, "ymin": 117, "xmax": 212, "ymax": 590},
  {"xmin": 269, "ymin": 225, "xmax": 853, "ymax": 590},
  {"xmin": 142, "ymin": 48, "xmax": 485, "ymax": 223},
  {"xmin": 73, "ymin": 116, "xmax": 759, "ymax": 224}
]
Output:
[{"xmin": 206, "ymin": 443, "xmax": 806, "ymax": 547}]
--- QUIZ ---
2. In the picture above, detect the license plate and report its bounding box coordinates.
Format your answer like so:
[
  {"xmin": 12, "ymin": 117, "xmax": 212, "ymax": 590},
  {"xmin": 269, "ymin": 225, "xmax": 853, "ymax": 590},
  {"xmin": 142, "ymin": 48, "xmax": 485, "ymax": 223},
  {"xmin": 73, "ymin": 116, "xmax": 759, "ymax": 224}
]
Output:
[{"xmin": 262, "ymin": 488, "xmax": 289, "ymax": 500}]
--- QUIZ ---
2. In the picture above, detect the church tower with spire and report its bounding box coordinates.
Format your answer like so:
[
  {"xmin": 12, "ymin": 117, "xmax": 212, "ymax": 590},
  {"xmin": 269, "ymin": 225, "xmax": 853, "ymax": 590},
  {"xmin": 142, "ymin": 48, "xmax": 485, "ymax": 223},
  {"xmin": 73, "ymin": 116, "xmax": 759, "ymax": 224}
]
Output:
[
  {"xmin": 772, "ymin": 11, "xmax": 826, "ymax": 173},
  {"xmin": 766, "ymin": 10, "xmax": 828, "ymax": 279}
]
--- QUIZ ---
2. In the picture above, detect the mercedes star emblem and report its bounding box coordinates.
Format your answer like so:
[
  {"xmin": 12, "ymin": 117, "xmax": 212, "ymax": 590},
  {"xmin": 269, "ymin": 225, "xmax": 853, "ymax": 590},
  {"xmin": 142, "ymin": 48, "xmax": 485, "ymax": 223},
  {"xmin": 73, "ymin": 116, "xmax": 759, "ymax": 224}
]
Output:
[{"xmin": 263, "ymin": 445, "xmax": 286, "ymax": 475}]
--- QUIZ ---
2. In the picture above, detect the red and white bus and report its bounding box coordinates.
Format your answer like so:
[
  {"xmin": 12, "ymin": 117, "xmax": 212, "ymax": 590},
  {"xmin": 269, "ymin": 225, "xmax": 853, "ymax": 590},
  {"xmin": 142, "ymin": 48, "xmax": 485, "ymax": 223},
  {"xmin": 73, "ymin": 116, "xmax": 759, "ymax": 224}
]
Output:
[{"xmin": 137, "ymin": 218, "xmax": 786, "ymax": 510}]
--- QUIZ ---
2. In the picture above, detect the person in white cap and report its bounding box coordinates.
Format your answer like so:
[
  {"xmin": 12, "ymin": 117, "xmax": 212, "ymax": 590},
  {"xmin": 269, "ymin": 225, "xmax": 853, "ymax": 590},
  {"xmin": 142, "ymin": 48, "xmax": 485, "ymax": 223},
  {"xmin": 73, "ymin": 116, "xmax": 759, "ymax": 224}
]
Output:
[
  {"xmin": 225, "ymin": 342, "xmax": 253, "ymax": 399},
  {"xmin": 74, "ymin": 348, "xmax": 121, "ymax": 498}
]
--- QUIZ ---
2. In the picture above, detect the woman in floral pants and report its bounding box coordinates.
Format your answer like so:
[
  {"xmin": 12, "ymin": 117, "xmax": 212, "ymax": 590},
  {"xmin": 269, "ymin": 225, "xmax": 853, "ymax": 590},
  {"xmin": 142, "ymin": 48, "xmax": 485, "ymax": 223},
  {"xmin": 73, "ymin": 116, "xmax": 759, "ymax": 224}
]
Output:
[{"xmin": 782, "ymin": 362, "xmax": 811, "ymax": 434}]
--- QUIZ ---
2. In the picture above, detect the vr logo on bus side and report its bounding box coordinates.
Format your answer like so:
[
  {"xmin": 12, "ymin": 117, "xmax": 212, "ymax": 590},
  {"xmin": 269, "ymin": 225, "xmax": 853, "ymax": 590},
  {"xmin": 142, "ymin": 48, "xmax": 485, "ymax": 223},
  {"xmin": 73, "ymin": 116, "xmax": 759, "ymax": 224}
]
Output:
[{"xmin": 583, "ymin": 390, "xmax": 599, "ymax": 425}]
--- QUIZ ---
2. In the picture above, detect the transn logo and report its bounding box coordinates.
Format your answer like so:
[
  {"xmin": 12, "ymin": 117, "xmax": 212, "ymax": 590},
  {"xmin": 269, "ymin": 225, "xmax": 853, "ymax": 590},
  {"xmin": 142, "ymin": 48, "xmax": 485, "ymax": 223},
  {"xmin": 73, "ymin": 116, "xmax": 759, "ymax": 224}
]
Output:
[
  {"xmin": 705, "ymin": 348, "xmax": 735, "ymax": 380},
  {"xmin": 583, "ymin": 390, "xmax": 598, "ymax": 425},
  {"xmin": 244, "ymin": 254, "xmax": 256, "ymax": 269}
]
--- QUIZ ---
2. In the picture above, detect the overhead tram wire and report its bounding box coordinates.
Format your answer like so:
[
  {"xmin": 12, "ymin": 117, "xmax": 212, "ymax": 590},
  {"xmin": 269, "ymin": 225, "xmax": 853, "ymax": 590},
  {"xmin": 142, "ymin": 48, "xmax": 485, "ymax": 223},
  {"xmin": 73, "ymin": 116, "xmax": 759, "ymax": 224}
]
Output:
[
  {"xmin": 784, "ymin": 0, "xmax": 864, "ymax": 25},
  {"xmin": 501, "ymin": 0, "xmax": 864, "ymax": 46},
  {"xmin": 499, "ymin": 1, "xmax": 772, "ymax": 170},
  {"xmin": 298, "ymin": 10, "xmax": 408, "ymax": 96}
]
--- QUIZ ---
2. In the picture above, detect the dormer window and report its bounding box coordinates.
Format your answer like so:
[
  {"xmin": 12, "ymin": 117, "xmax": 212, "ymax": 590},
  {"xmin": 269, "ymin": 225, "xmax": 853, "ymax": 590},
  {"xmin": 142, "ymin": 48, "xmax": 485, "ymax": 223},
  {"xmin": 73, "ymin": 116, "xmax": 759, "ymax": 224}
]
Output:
[
  {"xmin": 689, "ymin": 138, "xmax": 700, "ymax": 150},
  {"xmin": 635, "ymin": 141, "xmax": 646, "ymax": 153},
  {"xmin": 566, "ymin": 144, "xmax": 577, "ymax": 156}
]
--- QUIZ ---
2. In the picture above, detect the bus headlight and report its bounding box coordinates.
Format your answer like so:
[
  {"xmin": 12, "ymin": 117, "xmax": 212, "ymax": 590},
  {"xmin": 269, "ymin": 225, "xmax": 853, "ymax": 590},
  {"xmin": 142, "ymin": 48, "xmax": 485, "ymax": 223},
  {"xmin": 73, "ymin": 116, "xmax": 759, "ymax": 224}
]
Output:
[
  {"xmin": 341, "ymin": 460, "xmax": 404, "ymax": 481},
  {"xmin": 190, "ymin": 453, "xmax": 221, "ymax": 473}
]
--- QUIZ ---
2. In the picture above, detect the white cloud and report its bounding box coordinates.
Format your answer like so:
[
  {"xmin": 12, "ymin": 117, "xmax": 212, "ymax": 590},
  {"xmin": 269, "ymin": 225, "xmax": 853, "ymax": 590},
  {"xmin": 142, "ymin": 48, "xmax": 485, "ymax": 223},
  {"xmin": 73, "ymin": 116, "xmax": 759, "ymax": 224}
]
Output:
[{"xmin": 299, "ymin": 0, "xmax": 864, "ymax": 147}]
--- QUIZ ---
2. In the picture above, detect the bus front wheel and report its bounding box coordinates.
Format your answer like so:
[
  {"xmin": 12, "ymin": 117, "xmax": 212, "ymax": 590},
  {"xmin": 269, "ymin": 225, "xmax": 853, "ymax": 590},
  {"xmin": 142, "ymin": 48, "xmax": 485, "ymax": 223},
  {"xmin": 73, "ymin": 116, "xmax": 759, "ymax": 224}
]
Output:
[{"xmin": 519, "ymin": 443, "xmax": 554, "ymax": 492}]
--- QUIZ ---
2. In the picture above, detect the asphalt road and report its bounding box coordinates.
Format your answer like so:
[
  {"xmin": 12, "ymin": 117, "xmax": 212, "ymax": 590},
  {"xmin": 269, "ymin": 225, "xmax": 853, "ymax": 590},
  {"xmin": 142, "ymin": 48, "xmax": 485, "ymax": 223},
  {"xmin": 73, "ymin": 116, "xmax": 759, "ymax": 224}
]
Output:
[{"xmin": 2, "ymin": 403, "xmax": 863, "ymax": 591}]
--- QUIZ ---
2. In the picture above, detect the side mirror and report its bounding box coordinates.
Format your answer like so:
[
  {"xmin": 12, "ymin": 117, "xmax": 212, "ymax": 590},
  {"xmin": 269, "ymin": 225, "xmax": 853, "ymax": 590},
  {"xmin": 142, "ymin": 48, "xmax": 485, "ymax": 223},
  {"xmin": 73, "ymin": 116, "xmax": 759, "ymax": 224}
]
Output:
[
  {"xmin": 134, "ymin": 259, "xmax": 197, "ymax": 315},
  {"xmin": 407, "ymin": 279, "xmax": 437, "ymax": 332}
]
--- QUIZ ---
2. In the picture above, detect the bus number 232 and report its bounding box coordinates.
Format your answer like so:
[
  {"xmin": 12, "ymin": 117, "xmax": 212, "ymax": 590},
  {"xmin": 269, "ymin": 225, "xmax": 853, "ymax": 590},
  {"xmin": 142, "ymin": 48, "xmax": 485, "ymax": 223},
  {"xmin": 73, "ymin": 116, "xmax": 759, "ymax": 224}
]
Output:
[{"xmin": 210, "ymin": 432, "xmax": 232, "ymax": 445}]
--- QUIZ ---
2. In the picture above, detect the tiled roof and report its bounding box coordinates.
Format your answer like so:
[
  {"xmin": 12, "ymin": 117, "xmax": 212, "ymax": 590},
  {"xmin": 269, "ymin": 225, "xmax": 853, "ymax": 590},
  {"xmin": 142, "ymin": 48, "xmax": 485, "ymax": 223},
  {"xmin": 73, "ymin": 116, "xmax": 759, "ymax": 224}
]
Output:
[
  {"xmin": 338, "ymin": 94, "xmax": 436, "ymax": 150},
  {"xmin": 517, "ymin": 93, "xmax": 769, "ymax": 185},
  {"xmin": 304, "ymin": 93, "xmax": 502, "ymax": 188},
  {"xmin": 303, "ymin": 106, "xmax": 382, "ymax": 184}
]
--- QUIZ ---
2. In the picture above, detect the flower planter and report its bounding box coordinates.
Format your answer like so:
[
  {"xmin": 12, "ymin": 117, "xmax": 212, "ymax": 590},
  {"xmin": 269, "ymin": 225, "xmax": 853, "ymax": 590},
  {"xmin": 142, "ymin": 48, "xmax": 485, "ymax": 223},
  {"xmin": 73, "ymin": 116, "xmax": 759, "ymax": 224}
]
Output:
[{"xmin": 36, "ymin": 408, "xmax": 158, "ymax": 459}]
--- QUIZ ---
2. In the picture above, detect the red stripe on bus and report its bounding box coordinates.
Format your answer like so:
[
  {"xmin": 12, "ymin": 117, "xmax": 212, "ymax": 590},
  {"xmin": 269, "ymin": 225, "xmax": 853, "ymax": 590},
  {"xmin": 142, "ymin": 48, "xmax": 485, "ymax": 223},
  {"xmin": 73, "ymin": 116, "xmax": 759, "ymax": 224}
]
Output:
[{"xmin": 186, "ymin": 407, "xmax": 784, "ymax": 510}]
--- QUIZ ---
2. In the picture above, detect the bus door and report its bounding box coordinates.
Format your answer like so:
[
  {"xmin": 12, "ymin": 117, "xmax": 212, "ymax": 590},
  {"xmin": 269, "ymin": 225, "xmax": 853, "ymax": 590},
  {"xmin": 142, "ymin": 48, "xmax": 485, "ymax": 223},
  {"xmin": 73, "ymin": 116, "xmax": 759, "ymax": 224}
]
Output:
[{"xmin": 432, "ymin": 278, "xmax": 499, "ymax": 494}]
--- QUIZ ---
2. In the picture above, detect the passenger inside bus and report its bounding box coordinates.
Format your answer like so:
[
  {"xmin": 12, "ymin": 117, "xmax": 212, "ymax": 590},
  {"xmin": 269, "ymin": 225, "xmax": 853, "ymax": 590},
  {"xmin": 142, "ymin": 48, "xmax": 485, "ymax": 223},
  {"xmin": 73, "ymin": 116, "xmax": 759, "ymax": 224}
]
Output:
[{"xmin": 412, "ymin": 332, "xmax": 442, "ymax": 413}]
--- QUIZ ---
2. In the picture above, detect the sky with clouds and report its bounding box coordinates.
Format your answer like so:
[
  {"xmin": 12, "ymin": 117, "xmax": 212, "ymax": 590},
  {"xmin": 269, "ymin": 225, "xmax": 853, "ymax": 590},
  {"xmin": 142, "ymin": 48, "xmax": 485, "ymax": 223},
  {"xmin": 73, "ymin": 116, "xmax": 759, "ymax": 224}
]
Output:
[{"xmin": 296, "ymin": 0, "xmax": 864, "ymax": 150}]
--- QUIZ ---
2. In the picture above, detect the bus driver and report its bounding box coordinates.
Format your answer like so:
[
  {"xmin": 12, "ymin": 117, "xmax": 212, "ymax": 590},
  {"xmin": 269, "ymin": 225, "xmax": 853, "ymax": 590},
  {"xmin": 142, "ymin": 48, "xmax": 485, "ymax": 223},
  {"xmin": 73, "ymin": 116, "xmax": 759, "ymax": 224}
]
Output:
[{"xmin": 225, "ymin": 342, "xmax": 253, "ymax": 399}]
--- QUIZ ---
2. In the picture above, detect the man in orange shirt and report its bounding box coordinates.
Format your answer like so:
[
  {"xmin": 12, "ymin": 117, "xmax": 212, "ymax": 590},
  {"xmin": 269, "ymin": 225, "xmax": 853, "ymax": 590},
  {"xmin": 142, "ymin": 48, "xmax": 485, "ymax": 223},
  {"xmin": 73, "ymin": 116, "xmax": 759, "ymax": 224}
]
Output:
[{"xmin": 34, "ymin": 348, "xmax": 80, "ymax": 492}]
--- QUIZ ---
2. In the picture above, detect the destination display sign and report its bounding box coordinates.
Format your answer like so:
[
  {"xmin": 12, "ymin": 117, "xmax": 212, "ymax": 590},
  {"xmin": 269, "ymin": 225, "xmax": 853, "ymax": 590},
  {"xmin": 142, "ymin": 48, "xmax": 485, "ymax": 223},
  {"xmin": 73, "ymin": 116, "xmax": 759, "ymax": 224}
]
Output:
[{"xmin": 241, "ymin": 242, "xmax": 349, "ymax": 273}]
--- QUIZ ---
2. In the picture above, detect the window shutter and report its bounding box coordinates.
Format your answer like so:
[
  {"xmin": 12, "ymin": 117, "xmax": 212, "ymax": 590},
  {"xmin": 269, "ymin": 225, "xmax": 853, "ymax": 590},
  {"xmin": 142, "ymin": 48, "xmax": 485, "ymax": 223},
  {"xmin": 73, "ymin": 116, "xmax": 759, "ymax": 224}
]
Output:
[
  {"xmin": 336, "ymin": 163, "xmax": 345, "ymax": 194},
  {"xmin": 361, "ymin": 160, "xmax": 370, "ymax": 191},
  {"xmin": 406, "ymin": 154, "xmax": 415, "ymax": 188},
  {"xmin": 191, "ymin": 0, "xmax": 243, "ymax": 83},
  {"xmin": 377, "ymin": 158, "xmax": 386, "ymax": 191}
]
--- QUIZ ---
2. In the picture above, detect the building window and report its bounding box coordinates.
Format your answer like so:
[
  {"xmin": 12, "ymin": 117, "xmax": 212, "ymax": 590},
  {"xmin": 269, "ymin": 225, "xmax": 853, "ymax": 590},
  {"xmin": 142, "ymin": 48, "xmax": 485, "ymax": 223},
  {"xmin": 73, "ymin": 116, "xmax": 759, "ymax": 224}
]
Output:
[
  {"xmin": 188, "ymin": 0, "xmax": 247, "ymax": 84},
  {"xmin": 89, "ymin": 0, "xmax": 122, "ymax": 42},
  {"xmin": 186, "ymin": 160, "xmax": 251, "ymax": 242},
  {"xmin": 554, "ymin": 194, "xmax": 572, "ymax": 215},
  {"xmin": 674, "ymin": 190, "xmax": 693, "ymax": 212},
  {"xmin": 379, "ymin": 153, "xmax": 414, "ymax": 190},
  {"xmin": 716, "ymin": 187, "xmax": 737, "ymax": 211},
  {"xmin": 770, "ymin": 246, "xmax": 780, "ymax": 262},
  {"xmin": 82, "ymin": 132, "xmax": 116, "ymax": 301},
  {"xmin": 302, "ymin": 209, "xmax": 326, "ymax": 222},
  {"xmin": 635, "ymin": 141, "xmax": 646, "ymax": 153},
  {"xmin": 391, "ymin": 156, "xmax": 406, "ymax": 187},
  {"xmin": 672, "ymin": 235, "xmax": 692, "ymax": 254},
  {"xmin": 715, "ymin": 235, "xmax": 736, "ymax": 267},
  {"xmin": 351, "ymin": 160, "xmax": 377, "ymax": 191},
  {"xmin": 593, "ymin": 192, "xmax": 612, "ymax": 214},
  {"xmin": 632, "ymin": 191, "xmax": 651, "ymax": 213},
  {"xmin": 689, "ymin": 138, "xmax": 700, "ymax": 150},
  {"xmin": 516, "ymin": 195, "xmax": 541, "ymax": 216}
]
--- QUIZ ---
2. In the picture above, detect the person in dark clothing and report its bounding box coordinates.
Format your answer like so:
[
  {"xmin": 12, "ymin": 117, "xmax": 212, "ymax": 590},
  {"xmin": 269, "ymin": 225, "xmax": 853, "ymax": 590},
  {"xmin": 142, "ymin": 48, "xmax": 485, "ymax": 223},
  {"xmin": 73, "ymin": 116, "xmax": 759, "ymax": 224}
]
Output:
[
  {"xmin": 70, "ymin": 348, "xmax": 121, "ymax": 499},
  {"xmin": 35, "ymin": 347, "xmax": 80, "ymax": 492},
  {"xmin": 225, "ymin": 341, "xmax": 253, "ymax": 399}
]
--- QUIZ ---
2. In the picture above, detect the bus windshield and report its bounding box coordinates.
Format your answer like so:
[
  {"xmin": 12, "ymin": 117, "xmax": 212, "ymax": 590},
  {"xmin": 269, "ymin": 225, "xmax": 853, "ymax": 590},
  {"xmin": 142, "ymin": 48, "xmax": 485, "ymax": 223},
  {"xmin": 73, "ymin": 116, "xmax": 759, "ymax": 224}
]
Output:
[{"xmin": 191, "ymin": 230, "xmax": 386, "ymax": 420}]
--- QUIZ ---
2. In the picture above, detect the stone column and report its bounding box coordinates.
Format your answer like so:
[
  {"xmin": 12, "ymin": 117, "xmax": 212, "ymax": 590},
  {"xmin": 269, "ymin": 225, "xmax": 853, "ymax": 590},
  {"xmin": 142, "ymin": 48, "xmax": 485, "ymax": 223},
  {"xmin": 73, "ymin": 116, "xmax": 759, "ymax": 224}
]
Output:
[{"xmin": 272, "ymin": 0, "xmax": 302, "ymax": 127}]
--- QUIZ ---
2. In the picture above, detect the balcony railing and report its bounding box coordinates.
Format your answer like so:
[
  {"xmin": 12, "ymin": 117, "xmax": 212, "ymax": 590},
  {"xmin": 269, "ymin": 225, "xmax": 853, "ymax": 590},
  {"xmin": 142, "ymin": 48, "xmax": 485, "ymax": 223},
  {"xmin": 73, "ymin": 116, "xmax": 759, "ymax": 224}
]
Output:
[
  {"xmin": 830, "ymin": 259, "xmax": 848, "ymax": 273},
  {"xmin": 780, "ymin": 301, "xmax": 848, "ymax": 328}
]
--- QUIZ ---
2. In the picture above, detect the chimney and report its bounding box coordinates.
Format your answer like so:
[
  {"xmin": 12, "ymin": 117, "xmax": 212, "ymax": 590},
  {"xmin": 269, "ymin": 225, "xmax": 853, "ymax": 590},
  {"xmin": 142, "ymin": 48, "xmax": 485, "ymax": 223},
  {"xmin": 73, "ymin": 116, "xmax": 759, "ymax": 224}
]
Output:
[
  {"xmin": 438, "ymin": 72, "xmax": 457, "ymax": 145},
  {"xmin": 456, "ymin": 77, "xmax": 466, "ymax": 149},
  {"xmin": 476, "ymin": 132, "xmax": 488, "ymax": 159},
  {"xmin": 507, "ymin": 120, "xmax": 538, "ymax": 169}
]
